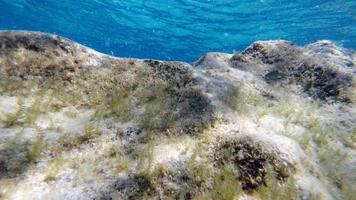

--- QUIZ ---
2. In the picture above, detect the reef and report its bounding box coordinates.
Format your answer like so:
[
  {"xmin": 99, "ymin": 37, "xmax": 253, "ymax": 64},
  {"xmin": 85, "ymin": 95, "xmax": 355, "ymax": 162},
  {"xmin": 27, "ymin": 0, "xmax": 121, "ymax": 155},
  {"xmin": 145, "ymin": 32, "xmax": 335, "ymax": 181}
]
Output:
[{"xmin": 0, "ymin": 31, "xmax": 355, "ymax": 200}]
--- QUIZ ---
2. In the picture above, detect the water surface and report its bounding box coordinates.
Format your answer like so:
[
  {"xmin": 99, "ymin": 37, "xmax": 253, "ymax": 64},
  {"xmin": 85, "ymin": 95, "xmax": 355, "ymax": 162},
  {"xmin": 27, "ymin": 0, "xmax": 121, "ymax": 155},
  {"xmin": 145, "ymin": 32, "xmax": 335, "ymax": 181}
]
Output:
[{"xmin": 0, "ymin": 0, "xmax": 355, "ymax": 61}]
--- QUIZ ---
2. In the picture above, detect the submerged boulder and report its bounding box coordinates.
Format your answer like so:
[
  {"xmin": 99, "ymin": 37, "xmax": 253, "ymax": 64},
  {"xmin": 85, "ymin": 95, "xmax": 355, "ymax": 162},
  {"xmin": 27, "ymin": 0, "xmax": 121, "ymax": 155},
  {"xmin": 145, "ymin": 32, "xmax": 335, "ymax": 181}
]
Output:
[
  {"xmin": 231, "ymin": 40, "xmax": 355, "ymax": 103},
  {"xmin": 0, "ymin": 31, "xmax": 355, "ymax": 200}
]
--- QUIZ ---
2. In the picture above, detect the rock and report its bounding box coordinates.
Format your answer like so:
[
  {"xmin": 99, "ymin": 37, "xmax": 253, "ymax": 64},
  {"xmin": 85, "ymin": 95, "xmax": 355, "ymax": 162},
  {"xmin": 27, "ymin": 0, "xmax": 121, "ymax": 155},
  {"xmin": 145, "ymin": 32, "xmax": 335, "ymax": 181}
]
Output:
[{"xmin": 0, "ymin": 31, "xmax": 355, "ymax": 200}]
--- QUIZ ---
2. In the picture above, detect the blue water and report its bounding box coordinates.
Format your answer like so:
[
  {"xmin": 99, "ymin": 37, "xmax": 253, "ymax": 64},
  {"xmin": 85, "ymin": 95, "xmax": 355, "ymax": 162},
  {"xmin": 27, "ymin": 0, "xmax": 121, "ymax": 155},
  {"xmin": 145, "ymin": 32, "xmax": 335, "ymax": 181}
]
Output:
[{"xmin": 0, "ymin": 0, "xmax": 355, "ymax": 62}]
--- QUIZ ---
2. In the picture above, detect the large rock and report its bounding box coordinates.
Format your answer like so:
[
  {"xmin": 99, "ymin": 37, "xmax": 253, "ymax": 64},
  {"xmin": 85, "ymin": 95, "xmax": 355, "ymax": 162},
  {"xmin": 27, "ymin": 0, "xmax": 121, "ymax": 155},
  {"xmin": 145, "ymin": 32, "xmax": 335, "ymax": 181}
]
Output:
[{"xmin": 0, "ymin": 31, "xmax": 355, "ymax": 200}]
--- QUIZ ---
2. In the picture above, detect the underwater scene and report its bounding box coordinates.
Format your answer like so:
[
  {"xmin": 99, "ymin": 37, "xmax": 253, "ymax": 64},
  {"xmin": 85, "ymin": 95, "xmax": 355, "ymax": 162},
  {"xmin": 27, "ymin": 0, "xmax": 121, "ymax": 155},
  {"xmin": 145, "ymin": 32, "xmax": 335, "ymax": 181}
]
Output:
[{"xmin": 0, "ymin": 0, "xmax": 355, "ymax": 200}]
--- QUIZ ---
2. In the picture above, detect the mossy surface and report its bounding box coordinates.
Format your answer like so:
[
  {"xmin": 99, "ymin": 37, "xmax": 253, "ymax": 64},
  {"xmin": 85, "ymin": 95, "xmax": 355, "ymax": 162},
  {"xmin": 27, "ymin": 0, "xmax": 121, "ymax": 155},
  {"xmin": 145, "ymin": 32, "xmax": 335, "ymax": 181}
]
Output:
[{"xmin": 0, "ymin": 32, "xmax": 355, "ymax": 200}]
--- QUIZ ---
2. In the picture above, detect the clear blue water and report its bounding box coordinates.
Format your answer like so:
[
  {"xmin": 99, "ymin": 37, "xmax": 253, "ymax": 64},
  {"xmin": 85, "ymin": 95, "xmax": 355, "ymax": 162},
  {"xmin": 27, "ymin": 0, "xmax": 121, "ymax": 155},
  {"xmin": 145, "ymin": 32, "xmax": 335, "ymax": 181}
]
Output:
[{"xmin": 0, "ymin": 0, "xmax": 355, "ymax": 62}]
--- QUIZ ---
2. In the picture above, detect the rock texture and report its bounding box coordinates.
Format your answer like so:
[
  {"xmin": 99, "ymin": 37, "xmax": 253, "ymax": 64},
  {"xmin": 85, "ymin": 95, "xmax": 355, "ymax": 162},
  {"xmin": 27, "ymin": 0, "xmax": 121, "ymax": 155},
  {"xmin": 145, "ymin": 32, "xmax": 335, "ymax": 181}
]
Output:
[{"xmin": 0, "ymin": 31, "xmax": 355, "ymax": 200}]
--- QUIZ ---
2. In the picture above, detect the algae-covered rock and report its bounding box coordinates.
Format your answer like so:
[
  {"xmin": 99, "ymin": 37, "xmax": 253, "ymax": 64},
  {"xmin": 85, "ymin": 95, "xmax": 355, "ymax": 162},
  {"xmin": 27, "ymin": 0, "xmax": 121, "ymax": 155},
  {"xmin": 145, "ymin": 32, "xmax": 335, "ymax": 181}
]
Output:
[{"xmin": 0, "ymin": 31, "xmax": 355, "ymax": 200}]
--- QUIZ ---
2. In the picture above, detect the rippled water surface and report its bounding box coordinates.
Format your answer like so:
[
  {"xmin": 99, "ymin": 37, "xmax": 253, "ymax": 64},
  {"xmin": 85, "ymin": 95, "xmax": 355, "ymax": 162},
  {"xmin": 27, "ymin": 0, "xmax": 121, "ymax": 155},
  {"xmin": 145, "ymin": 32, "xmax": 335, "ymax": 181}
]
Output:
[{"xmin": 0, "ymin": 0, "xmax": 355, "ymax": 61}]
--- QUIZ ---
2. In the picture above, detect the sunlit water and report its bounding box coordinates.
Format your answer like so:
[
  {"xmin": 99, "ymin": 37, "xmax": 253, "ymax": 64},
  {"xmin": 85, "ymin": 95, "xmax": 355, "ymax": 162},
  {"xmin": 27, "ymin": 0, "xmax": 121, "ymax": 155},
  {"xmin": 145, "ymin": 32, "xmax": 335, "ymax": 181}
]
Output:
[{"xmin": 0, "ymin": 0, "xmax": 355, "ymax": 61}]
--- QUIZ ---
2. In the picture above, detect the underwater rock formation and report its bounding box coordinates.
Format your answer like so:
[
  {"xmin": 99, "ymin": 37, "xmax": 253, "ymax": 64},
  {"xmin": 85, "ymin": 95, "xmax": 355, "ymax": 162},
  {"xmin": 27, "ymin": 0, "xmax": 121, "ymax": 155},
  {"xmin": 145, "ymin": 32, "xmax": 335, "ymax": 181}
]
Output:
[{"xmin": 0, "ymin": 31, "xmax": 355, "ymax": 200}]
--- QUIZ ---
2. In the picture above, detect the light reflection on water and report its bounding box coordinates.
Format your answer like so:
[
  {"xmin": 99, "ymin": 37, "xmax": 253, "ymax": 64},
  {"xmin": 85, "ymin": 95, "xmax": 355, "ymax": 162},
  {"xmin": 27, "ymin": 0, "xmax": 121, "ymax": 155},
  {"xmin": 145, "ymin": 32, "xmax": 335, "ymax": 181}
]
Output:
[{"xmin": 0, "ymin": 0, "xmax": 355, "ymax": 61}]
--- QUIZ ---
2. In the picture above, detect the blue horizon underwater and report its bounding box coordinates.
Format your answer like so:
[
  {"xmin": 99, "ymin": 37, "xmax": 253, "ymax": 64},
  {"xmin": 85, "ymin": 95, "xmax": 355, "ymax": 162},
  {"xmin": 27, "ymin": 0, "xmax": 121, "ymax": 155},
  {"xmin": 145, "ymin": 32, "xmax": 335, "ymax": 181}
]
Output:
[{"xmin": 0, "ymin": 0, "xmax": 355, "ymax": 62}]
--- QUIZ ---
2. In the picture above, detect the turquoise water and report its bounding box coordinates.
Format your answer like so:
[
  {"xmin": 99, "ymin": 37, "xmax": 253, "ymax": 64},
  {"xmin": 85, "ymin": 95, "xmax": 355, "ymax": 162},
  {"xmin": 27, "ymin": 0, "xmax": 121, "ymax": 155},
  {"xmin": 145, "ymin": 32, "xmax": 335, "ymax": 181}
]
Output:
[{"xmin": 0, "ymin": 0, "xmax": 355, "ymax": 61}]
